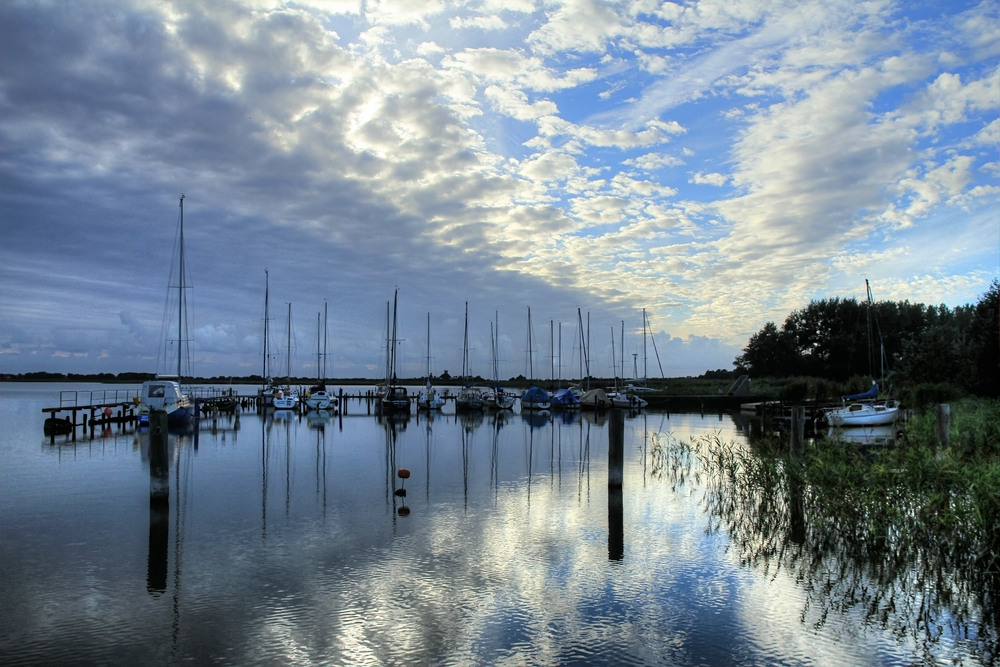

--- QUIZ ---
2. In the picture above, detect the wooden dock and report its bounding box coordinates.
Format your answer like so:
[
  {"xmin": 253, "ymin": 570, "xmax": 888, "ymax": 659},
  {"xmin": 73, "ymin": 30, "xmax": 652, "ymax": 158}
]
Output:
[{"xmin": 39, "ymin": 386, "xmax": 415, "ymax": 440}]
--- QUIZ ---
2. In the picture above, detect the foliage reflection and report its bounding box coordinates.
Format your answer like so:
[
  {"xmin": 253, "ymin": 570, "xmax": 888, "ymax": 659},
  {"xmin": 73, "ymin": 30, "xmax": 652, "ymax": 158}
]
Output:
[{"xmin": 649, "ymin": 432, "xmax": 997, "ymax": 665}]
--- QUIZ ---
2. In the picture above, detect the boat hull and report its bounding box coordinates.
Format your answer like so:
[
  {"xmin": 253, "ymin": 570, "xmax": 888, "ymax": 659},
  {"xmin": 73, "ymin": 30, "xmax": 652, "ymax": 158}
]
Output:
[
  {"xmin": 273, "ymin": 392, "xmax": 299, "ymax": 410},
  {"xmin": 826, "ymin": 401, "xmax": 899, "ymax": 427},
  {"xmin": 304, "ymin": 391, "xmax": 335, "ymax": 410}
]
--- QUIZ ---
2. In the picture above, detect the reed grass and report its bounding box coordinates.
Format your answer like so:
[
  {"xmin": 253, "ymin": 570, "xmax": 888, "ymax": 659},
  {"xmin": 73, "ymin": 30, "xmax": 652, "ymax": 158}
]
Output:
[{"xmin": 648, "ymin": 401, "xmax": 1000, "ymax": 663}]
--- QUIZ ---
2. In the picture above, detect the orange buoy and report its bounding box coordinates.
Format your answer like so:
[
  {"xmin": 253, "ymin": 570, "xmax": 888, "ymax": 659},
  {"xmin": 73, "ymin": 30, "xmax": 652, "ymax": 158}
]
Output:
[{"xmin": 397, "ymin": 468, "xmax": 411, "ymax": 479}]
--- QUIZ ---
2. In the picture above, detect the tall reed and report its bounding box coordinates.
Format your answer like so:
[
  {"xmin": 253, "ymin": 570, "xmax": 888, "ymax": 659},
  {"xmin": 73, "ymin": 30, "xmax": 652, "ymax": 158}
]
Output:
[{"xmin": 648, "ymin": 408, "xmax": 1000, "ymax": 664}]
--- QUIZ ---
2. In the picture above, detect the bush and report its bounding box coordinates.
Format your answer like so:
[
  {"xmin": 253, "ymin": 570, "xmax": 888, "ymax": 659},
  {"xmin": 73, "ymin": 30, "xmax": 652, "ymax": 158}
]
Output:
[{"xmin": 905, "ymin": 382, "xmax": 962, "ymax": 410}]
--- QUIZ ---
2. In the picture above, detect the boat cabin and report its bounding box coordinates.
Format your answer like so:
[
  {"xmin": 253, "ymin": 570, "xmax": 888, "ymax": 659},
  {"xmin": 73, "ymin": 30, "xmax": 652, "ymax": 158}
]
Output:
[{"xmin": 141, "ymin": 379, "xmax": 186, "ymax": 410}]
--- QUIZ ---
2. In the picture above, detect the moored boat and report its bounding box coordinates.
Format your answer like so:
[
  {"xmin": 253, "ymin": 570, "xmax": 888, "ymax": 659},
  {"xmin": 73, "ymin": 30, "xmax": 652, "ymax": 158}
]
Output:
[
  {"xmin": 578, "ymin": 387, "xmax": 611, "ymax": 410},
  {"xmin": 142, "ymin": 195, "xmax": 195, "ymax": 428},
  {"xmin": 272, "ymin": 302, "xmax": 299, "ymax": 410},
  {"xmin": 304, "ymin": 384, "xmax": 334, "ymax": 410},
  {"xmin": 825, "ymin": 383, "xmax": 899, "ymax": 427},
  {"xmin": 417, "ymin": 313, "xmax": 445, "ymax": 411},
  {"xmin": 377, "ymin": 290, "xmax": 410, "ymax": 415},
  {"xmin": 826, "ymin": 281, "xmax": 901, "ymax": 428},
  {"xmin": 139, "ymin": 377, "xmax": 195, "ymax": 426},
  {"xmin": 520, "ymin": 385, "xmax": 551, "ymax": 410},
  {"xmin": 550, "ymin": 387, "xmax": 580, "ymax": 410}
]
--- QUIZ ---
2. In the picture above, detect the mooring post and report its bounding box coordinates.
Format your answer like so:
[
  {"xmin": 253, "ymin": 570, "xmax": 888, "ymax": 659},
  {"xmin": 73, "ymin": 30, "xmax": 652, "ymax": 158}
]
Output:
[
  {"xmin": 147, "ymin": 409, "xmax": 169, "ymax": 596},
  {"xmin": 790, "ymin": 406, "xmax": 805, "ymax": 456},
  {"xmin": 149, "ymin": 410, "xmax": 169, "ymax": 502},
  {"xmin": 608, "ymin": 408, "xmax": 624, "ymax": 560},
  {"xmin": 936, "ymin": 403, "xmax": 951, "ymax": 448}
]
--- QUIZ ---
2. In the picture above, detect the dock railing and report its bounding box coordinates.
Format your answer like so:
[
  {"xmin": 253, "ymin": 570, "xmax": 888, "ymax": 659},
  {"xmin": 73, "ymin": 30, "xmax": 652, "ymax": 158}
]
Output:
[{"xmin": 58, "ymin": 389, "xmax": 141, "ymax": 408}]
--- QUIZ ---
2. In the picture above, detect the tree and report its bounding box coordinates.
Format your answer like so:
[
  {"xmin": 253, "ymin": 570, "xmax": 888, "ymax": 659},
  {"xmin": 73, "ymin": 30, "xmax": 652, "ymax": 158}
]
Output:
[
  {"xmin": 966, "ymin": 280, "xmax": 999, "ymax": 396},
  {"xmin": 734, "ymin": 321, "xmax": 800, "ymax": 377},
  {"xmin": 736, "ymin": 278, "xmax": 999, "ymax": 396}
]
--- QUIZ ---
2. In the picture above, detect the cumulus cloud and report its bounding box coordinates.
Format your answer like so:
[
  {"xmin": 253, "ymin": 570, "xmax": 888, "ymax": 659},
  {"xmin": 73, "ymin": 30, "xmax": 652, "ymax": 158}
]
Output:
[{"xmin": 0, "ymin": 0, "xmax": 994, "ymax": 378}]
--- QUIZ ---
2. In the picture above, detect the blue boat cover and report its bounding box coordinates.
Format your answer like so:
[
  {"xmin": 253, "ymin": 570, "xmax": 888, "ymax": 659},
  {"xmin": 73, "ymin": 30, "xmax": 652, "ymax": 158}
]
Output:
[
  {"xmin": 550, "ymin": 388, "xmax": 580, "ymax": 407},
  {"xmin": 521, "ymin": 386, "xmax": 550, "ymax": 402},
  {"xmin": 843, "ymin": 382, "xmax": 878, "ymax": 401}
]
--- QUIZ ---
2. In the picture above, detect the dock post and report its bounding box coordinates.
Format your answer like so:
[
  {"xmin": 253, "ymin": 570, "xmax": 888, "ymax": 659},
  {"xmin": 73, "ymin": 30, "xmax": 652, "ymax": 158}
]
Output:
[
  {"xmin": 790, "ymin": 406, "xmax": 805, "ymax": 455},
  {"xmin": 148, "ymin": 409, "xmax": 169, "ymax": 596},
  {"xmin": 936, "ymin": 403, "xmax": 951, "ymax": 448},
  {"xmin": 149, "ymin": 410, "xmax": 169, "ymax": 502},
  {"xmin": 608, "ymin": 409, "xmax": 624, "ymax": 560}
]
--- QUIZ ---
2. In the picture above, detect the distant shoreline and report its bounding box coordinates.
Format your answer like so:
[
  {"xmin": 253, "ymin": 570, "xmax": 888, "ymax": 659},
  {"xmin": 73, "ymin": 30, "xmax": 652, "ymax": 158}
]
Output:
[{"xmin": 0, "ymin": 371, "xmax": 729, "ymax": 392}]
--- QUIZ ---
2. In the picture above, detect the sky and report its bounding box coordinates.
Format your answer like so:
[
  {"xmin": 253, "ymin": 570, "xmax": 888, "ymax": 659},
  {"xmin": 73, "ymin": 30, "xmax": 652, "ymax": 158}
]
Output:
[{"xmin": 1, "ymin": 0, "xmax": 997, "ymax": 382}]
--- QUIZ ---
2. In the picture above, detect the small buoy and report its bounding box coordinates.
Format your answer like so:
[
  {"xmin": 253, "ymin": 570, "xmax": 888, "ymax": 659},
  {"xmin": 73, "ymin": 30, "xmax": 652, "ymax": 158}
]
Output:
[
  {"xmin": 397, "ymin": 468, "xmax": 411, "ymax": 479},
  {"xmin": 397, "ymin": 506, "xmax": 410, "ymax": 517},
  {"xmin": 103, "ymin": 407, "xmax": 113, "ymax": 417},
  {"xmin": 394, "ymin": 488, "xmax": 407, "ymax": 497}
]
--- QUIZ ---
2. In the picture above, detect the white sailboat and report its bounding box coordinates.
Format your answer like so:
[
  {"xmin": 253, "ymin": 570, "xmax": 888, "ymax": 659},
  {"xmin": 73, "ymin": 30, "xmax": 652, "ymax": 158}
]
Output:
[
  {"xmin": 826, "ymin": 280, "xmax": 900, "ymax": 428},
  {"xmin": 455, "ymin": 301, "xmax": 485, "ymax": 412},
  {"xmin": 607, "ymin": 320, "xmax": 647, "ymax": 409},
  {"xmin": 304, "ymin": 302, "xmax": 337, "ymax": 411},
  {"xmin": 417, "ymin": 312, "xmax": 445, "ymax": 411},
  {"xmin": 140, "ymin": 194, "xmax": 195, "ymax": 428},
  {"xmin": 487, "ymin": 317, "xmax": 515, "ymax": 410},
  {"xmin": 272, "ymin": 302, "xmax": 299, "ymax": 410}
]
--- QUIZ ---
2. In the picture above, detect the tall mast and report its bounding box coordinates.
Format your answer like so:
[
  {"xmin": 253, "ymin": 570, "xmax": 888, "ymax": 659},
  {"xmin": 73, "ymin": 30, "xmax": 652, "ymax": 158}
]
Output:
[
  {"xmin": 620, "ymin": 320, "xmax": 625, "ymax": 390},
  {"xmin": 549, "ymin": 319, "xmax": 554, "ymax": 384},
  {"xmin": 558, "ymin": 321, "xmax": 562, "ymax": 387},
  {"xmin": 285, "ymin": 302, "xmax": 293, "ymax": 384},
  {"xmin": 642, "ymin": 307, "xmax": 647, "ymax": 384},
  {"xmin": 177, "ymin": 195, "xmax": 185, "ymax": 379},
  {"xmin": 390, "ymin": 290, "xmax": 398, "ymax": 382},
  {"xmin": 323, "ymin": 300, "xmax": 328, "ymax": 380},
  {"xmin": 611, "ymin": 326, "xmax": 617, "ymax": 391},
  {"xmin": 426, "ymin": 312, "xmax": 432, "ymax": 381},
  {"xmin": 384, "ymin": 300, "xmax": 391, "ymax": 383},
  {"xmin": 462, "ymin": 301, "xmax": 470, "ymax": 381},
  {"xmin": 526, "ymin": 306, "xmax": 533, "ymax": 382},
  {"xmin": 263, "ymin": 269, "xmax": 269, "ymax": 382}
]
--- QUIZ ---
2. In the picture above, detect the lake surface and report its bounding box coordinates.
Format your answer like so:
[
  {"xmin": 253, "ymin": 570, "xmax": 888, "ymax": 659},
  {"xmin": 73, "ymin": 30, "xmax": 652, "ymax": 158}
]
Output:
[{"xmin": 0, "ymin": 383, "xmax": 987, "ymax": 666}]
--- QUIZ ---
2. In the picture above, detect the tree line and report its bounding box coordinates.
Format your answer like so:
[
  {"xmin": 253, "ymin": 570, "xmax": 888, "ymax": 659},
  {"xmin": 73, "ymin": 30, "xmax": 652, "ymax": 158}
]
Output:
[{"xmin": 734, "ymin": 279, "xmax": 999, "ymax": 398}]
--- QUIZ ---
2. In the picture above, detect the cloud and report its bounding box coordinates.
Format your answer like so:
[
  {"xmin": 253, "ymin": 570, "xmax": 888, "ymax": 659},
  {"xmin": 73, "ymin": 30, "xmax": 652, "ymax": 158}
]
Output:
[{"xmin": 0, "ymin": 0, "xmax": 995, "ymax": 378}]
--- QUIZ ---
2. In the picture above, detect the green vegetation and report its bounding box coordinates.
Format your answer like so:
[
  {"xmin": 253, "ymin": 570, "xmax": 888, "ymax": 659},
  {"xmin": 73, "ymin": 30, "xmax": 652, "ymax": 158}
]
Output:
[
  {"xmin": 735, "ymin": 279, "xmax": 999, "ymax": 398},
  {"xmin": 649, "ymin": 396, "xmax": 1000, "ymax": 662}
]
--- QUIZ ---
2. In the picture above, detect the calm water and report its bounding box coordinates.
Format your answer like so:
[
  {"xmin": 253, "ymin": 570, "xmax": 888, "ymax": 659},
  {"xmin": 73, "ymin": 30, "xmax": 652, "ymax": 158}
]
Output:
[{"xmin": 0, "ymin": 383, "xmax": 986, "ymax": 666}]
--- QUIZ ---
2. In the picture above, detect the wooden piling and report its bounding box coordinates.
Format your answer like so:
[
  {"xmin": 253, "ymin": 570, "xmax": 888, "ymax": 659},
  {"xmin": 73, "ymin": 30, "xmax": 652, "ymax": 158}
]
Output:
[
  {"xmin": 608, "ymin": 409, "xmax": 624, "ymax": 560},
  {"xmin": 790, "ymin": 406, "xmax": 805, "ymax": 455},
  {"xmin": 608, "ymin": 408, "xmax": 624, "ymax": 487},
  {"xmin": 936, "ymin": 403, "xmax": 951, "ymax": 448}
]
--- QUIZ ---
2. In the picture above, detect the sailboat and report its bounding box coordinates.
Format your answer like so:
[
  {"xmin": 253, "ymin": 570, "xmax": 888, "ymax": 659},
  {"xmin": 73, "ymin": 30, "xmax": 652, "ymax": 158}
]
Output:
[
  {"xmin": 140, "ymin": 195, "xmax": 195, "ymax": 428},
  {"xmin": 304, "ymin": 302, "xmax": 336, "ymax": 411},
  {"xmin": 549, "ymin": 320, "xmax": 580, "ymax": 410},
  {"xmin": 455, "ymin": 302, "xmax": 485, "ymax": 412},
  {"xmin": 520, "ymin": 306, "xmax": 551, "ymax": 411},
  {"xmin": 825, "ymin": 280, "xmax": 900, "ymax": 427},
  {"xmin": 272, "ymin": 302, "xmax": 299, "ymax": 410},
  {"xmin": 607, "ymin": 320, "xmax": 647, "ymax": 410},
  {"xmin": 378, "ymin": 290, "xmax": 410, "ymax": 414},
  {"xmin": 484, "ymin": 316, "xmax": 515, "ymax": 411},
  {"xmin": 258, "ymin": 269, "xmax": 277, "ymax": 408},
  {"xmin": 417, "ymin": 312, "xmax": 445, "ymax": 411}
]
